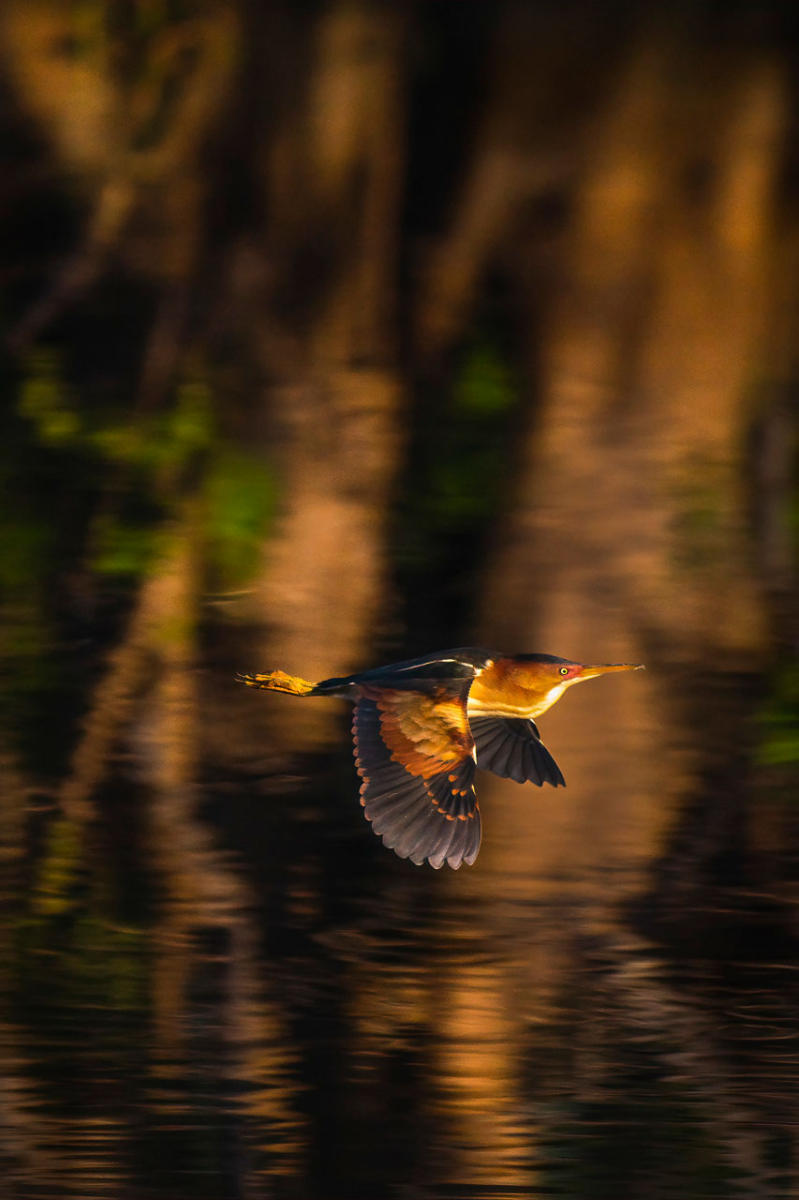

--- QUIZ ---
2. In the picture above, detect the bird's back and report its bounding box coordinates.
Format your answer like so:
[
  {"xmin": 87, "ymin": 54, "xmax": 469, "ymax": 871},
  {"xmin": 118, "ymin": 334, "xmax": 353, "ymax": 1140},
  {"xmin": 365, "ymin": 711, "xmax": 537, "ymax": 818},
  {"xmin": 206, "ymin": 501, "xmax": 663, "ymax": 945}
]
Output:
[{"xmin": 314, "ymin": 647, "xmax": 497, "ymax": 695}]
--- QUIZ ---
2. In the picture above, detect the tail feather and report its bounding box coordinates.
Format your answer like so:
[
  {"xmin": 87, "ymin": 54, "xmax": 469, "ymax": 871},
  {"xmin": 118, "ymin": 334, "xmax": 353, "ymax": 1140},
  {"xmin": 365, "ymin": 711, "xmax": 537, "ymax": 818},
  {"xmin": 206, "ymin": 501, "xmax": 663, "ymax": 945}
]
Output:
[{"xmin": 236, "ymin": 670, "xmax": 316, "ymax": 696}]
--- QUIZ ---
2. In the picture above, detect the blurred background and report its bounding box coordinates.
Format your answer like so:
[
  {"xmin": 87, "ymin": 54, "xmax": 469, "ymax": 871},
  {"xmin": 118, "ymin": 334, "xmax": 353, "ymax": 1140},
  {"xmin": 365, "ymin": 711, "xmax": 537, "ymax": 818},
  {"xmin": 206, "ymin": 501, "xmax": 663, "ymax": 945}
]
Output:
[{"xmin": 1, "ymin": 1, "xmax": 798, "ymax": 1197}]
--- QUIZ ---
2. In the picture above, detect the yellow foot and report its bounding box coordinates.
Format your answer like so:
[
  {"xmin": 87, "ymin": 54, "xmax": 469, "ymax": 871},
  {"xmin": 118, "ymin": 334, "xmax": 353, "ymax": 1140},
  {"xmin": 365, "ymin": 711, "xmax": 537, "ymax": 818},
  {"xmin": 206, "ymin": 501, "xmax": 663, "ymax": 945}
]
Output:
[{"xmin": 235, "ymin": 670, "xmax": 315, "ymax": 696}]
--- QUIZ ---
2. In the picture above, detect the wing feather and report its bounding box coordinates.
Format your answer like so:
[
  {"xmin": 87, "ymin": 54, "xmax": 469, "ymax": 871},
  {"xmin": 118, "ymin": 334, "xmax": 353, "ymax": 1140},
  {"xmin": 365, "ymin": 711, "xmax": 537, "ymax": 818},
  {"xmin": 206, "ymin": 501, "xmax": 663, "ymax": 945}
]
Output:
[
  {"xmin": 352, "ymin": 687, "xmax": 481, "ymax": 869},
  {"xmin": 469, "ymin": 716, "xmax": 565, "ymax": 787}
]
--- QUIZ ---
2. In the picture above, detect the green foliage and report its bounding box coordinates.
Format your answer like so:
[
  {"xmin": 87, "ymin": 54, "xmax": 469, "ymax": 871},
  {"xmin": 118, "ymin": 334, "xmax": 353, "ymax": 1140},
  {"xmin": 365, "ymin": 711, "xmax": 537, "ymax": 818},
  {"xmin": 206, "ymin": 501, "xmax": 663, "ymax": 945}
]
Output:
[
  {"xmin": 88, "ymin": 378, "xmax": 214, "ymax": 473},
  {"xmin": 135, "ymin": 0, "xmax": 171, "ymax": 38},
  {"xmin": 17, "ymin": 813, "xmax": 148, "ymax": 1015},
  {"xmin": 415, "ymin": 331, "xmax": 520, "ymax": 534},
  {"xmin": 0, "ymin": 370, "xmax": 62, "ymax": 725},
  {"xmin": 31, "ymin": 815, "xmax": 84, "ymax": 916},
  {"xmin": 90, "ymin": 512, "xmax": 166, "ymax": 576},
  {"xmin": 87, "ymin": 382, "xmax": 215, "ymax": 578},
  {"xmin": 6, "ymin": 352, "xmax": 236, "ymax": 779},
  {"xmin": 757, "ymin": 663, "xmax": 799, "ymax": 768},
  {"xmin": 15, "ymin": 359, "xmax": 215, "ymax": 581},
  {"xmin": 203, "ymin": 446, "xmax": 277, "ymax": 587},
  {"xmin": 15, "ymin": 349, "xmax": 275, "ymax": 595},
  {"xmin": 392, "ymin": 325, "xmax": 521, "ymax": 636},
  {"xmin": 669, "ymin": 467, "xmax": 728, "ymax": 571},
  {"xmin": 0, "ymin": 510, "xmax": 51, "ymax": 594},
  {"xmin": 168, "ymin": 379, "xmax": 214, "ymax": 455},
  {"xmin": 0, "ymin": 603, "xmax": 50, "ymax": 675},
  {"xmin": 18, "ymin": 903, "xmax": 148, "ymax": 1017},
  {"xmin": 19, "ymin": 353, "xmax": 214, "ymax": 474},
  {"xmin": 18, "ymin": 350, "xmax": 81, "ymax": 446},
  {"xmin": 452, "ymin": 337, "xmax": 517, "ymax": 416}
]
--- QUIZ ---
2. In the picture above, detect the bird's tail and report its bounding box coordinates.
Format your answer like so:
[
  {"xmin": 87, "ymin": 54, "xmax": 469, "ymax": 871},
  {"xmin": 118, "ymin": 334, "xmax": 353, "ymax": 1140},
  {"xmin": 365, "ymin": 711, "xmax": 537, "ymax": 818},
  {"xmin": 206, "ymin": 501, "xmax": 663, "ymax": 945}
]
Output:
[{"xmin": 236, "ymin": 669, "xmax": 317, "ymax": 696}]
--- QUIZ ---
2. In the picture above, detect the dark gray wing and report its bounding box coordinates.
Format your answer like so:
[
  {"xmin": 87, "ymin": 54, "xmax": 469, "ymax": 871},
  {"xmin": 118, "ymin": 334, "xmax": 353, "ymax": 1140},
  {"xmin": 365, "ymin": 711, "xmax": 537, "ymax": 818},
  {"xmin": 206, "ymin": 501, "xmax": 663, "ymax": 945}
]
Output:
[{"xmin": 469, "ymin": 716, "xmax": 565, "ymax": 787}]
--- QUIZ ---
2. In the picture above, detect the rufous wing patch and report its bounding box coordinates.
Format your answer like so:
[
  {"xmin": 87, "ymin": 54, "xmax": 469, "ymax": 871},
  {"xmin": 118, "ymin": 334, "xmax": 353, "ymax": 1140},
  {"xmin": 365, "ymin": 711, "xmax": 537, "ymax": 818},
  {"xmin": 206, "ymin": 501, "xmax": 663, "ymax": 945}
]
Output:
[
  {"xmin": 364, "ymin": 685, "xmax": 473, "ymax": 779},
  {"xmin": 352, "ymin": 688, "xmax": 481, "ymax": 869}
]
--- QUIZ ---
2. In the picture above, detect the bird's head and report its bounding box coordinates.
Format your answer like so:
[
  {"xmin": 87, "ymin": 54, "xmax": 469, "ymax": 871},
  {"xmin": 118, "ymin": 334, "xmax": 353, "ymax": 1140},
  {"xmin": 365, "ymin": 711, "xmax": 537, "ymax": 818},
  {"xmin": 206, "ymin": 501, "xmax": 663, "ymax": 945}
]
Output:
[{"xmin": 506, "ymin": 654, "xmax": 645, "ymax": 716}]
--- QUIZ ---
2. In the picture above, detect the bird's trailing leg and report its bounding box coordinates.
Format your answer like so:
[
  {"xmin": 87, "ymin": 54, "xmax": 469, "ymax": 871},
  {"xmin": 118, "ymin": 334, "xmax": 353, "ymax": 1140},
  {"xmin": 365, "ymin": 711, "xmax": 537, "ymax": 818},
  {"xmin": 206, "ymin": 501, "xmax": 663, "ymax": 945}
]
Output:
[{"xmin": 236, "ymin": 670, "xmax": 316, "ymax": 696}]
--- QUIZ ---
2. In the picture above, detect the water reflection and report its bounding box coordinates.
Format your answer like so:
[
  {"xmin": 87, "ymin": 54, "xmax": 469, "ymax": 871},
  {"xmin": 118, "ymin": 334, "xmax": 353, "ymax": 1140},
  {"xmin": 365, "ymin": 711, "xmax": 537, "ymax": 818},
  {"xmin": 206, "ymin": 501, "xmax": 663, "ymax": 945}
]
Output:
[{"xmin": 3, "ymin": 737, "xmax": 799, "ymax": 1198}]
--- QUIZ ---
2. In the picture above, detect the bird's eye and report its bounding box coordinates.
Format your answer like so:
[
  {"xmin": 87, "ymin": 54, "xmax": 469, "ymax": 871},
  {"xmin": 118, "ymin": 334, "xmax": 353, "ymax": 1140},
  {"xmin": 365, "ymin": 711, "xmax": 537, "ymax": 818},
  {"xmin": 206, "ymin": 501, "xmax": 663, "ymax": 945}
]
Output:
[{"xmin": 559, "ymin": 667, "xmax": 569, "ymax": 676}]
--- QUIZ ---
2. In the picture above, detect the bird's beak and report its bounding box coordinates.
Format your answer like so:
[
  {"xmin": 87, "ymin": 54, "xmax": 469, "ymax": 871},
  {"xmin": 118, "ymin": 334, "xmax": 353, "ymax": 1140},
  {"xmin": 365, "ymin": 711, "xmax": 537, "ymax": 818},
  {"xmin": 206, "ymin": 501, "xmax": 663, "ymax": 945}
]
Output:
[{"xmin": 578, "ymin": 663, "xmax": 645, "ymax": 679}]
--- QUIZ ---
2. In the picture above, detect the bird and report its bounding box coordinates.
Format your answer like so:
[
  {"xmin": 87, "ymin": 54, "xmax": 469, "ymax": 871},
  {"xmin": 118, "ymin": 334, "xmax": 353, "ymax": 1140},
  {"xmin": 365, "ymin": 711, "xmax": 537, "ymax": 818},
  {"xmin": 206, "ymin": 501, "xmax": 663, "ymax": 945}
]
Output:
[{"xmin": 237, "ymin": 648, "xmax": 644, "ymax": 870}]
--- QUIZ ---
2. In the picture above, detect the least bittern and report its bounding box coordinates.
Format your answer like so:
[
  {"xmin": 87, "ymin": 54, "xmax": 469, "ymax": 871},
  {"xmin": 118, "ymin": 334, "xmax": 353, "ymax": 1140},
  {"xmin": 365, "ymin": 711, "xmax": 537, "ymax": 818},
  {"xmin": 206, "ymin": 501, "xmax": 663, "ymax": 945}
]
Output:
[{"xmin": 237, "ymin": 649, "xmax": 644, "ymax": 870}]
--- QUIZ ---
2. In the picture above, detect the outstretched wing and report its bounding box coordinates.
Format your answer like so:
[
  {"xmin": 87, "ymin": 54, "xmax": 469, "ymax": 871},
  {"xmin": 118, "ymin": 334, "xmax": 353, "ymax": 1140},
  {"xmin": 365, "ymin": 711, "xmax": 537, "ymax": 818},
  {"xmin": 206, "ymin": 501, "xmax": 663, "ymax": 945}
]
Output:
[
  {"xmin": 353, "ymin": 683, "xmax": 481, "ymax": 870},
  {"xmin": 469, "ymin": 716, "xmax": 565, "ymax": 787}
]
